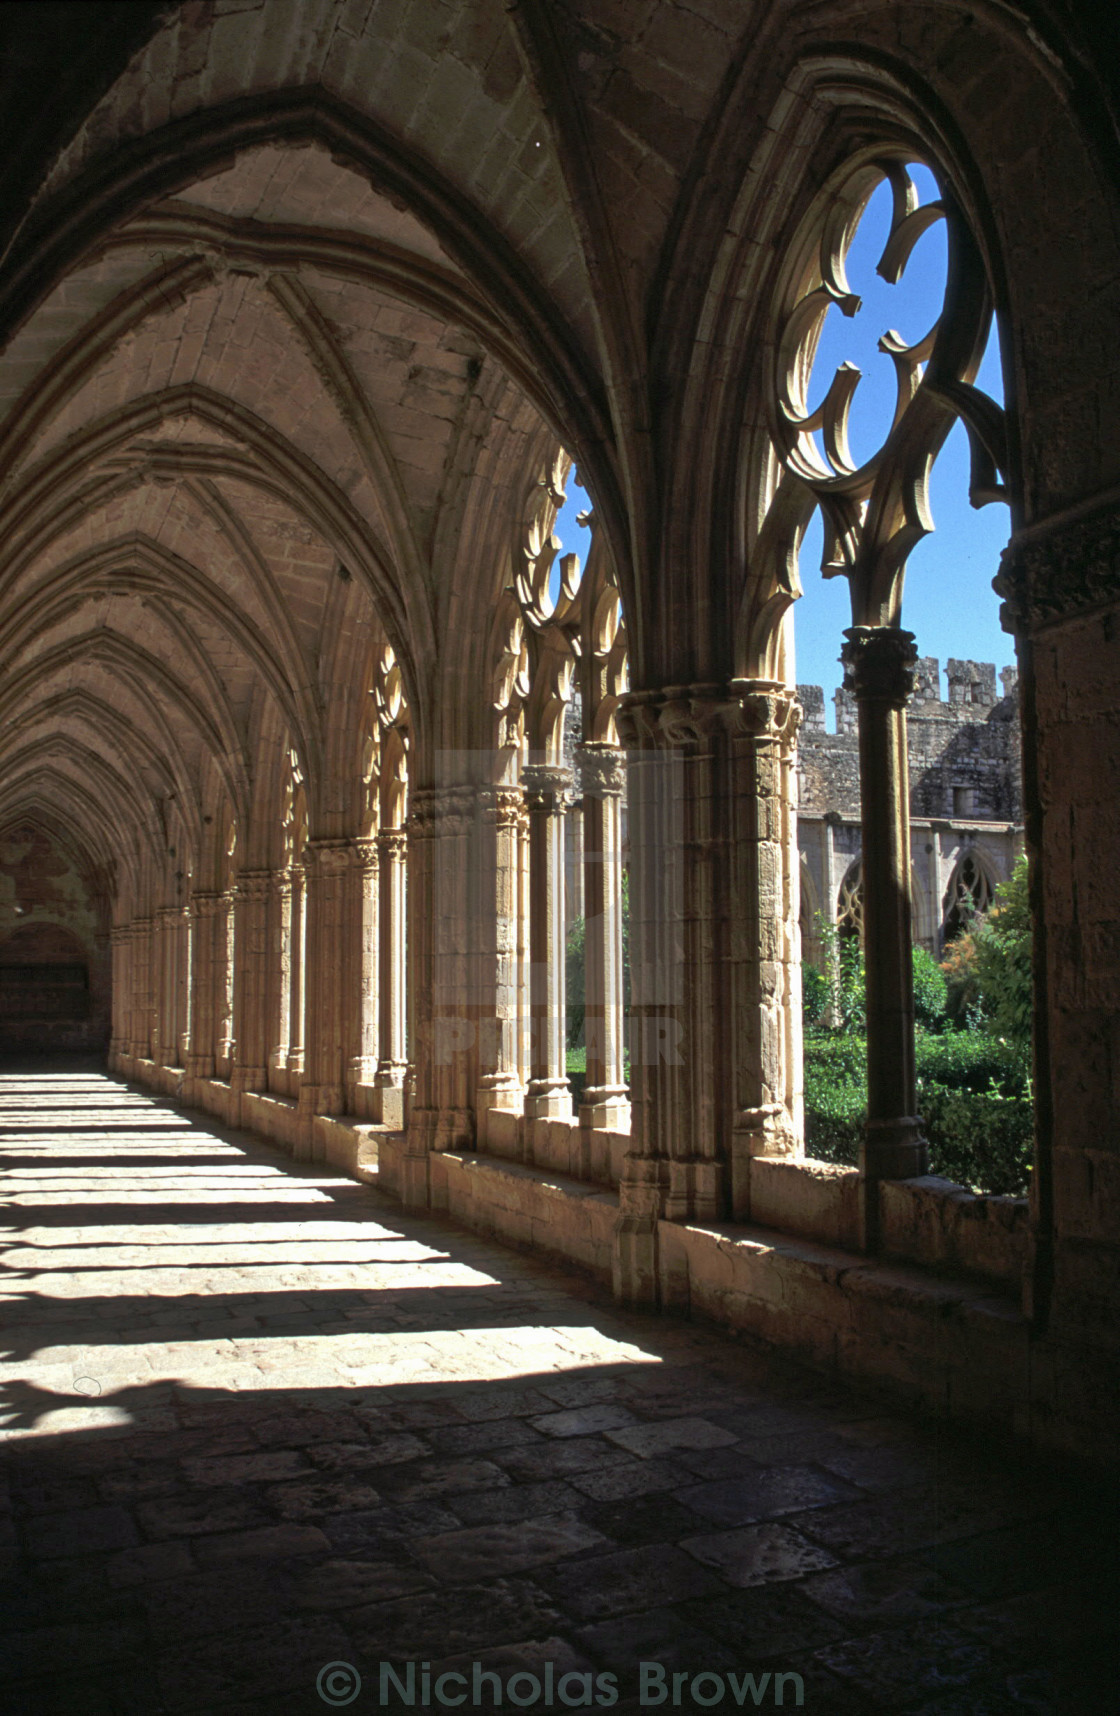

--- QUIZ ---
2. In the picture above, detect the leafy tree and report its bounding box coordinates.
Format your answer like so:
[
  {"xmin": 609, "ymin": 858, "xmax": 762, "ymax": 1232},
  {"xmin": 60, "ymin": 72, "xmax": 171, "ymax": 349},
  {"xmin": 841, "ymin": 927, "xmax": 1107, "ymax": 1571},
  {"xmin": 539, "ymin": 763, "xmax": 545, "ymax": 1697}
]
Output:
[{"xmin": 971, "ymin": 853, "xmax": 1032, "ymax": 1050}]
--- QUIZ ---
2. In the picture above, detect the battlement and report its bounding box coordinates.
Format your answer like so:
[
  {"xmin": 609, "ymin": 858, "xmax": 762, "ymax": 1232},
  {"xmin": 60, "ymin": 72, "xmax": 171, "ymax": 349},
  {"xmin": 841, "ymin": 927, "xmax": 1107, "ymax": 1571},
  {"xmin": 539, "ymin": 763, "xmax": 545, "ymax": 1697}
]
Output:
[{"xmin": 797, "ymin": 658, "xmax": 1018, "ymax": 739}]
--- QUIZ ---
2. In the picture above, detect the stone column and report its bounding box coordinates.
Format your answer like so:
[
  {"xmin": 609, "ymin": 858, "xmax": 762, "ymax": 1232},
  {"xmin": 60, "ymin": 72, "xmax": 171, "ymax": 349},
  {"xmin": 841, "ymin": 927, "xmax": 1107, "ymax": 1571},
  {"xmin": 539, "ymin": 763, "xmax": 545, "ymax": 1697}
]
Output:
[
  {"xmin": 612, "ymin": 683, "xmax": 805, "ymax": 1301},
  {"xmin": 298, "ymin": 839, "xmax": 351, "ymax": 1135},
  {"xmin": 576, "ymin": 744, "xmax": 629, "ymax": 1131},
  {"xmin": 401, "ymin": 788, "xmax": 476, "ymax": 1206},
  {"xmin": 149, "ymin": 911, "xmax": 168, "ymax": 1066},
  {"xmin": 994, "ymin": 507, "xmax": 1120, "ymax": 1348},
  {"xmin": 214, "ymin": 893, "xmax": 234, "ymax": 1079},
  {"xmin": 130, "ymin": 917, "xmax": 153, "ymax": 1061},
  {"xmin": 722, "ymin": 684, "xmax": 805, "ymax": 1216},
  {"xmin": 109, "ymin": 925, "xmax": 130, "ymax": 1065},
  {"xmin": 184, "ymin": 892, "xmax": 222, "ymax": 1084},
  {"xmin": 230, "ymin": 869, "xmax": 271, "ymax": 1105},
  {"xmin": 522, "ymin": 764, "xmax": 574, "ymax": 1121},
  {"xmin": 266, "ymin": 867, "xmax": 292, "ymax": 1093},
  {"xmin": 375, "ymin": 827, "xmax": 409, "ymax": 1127},
  {"xmin": 286, "ymin": 863, "xmax": 306, "ymax": 1093},
  {"xmin": 344, "ymin": 838, "xmax": 379, "ymax": 1112},
  {"xmin": 174, "ymin": 905, "xmax": 191, "ymax": 1065},
  {"xmin": 473, "ymin": 787, "xmax": 527, "ymax": 1140},
  {"xmin": 841, "ymin": 627, "xmax": 928, "ymax": 1248},
  {"xmin": 156, "ymin": 906, "xmax": 182, "ymax": 1067}
]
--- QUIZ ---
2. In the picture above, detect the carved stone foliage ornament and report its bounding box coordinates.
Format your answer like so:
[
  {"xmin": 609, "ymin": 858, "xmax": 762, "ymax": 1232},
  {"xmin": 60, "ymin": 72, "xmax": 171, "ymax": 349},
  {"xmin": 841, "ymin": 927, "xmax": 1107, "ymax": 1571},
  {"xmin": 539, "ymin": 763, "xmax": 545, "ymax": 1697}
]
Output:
[
  {"xmin": 617, "ymin": 683, "xmax": 802, "ymax": 749},
  {"xmin": 995, "ymin": 503, "xmax": 1120, "ymax": 633},
  {"xmin": 841, "ymin": 626, "xmax": 919, "ymax": 707}
]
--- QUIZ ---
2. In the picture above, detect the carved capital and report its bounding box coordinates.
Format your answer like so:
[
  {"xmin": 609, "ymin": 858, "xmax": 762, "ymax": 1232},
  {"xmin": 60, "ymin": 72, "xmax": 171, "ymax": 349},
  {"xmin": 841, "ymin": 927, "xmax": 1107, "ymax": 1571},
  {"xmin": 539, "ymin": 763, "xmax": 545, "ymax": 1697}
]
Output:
[
  {"xmin": 617, "ymin": 682, "xmax": 802, "ymax": 748},
  {"xmin": 406, "ymin": 785, "xmax": 475, "ymax": 836},
  {"xmin": 841, "ymin": 627, "xmax": 918, "ymax": 707},
  {"xmin": 476, "ymin": 785, "xmax": 527, "ymax": 831},
  {"xmin": 995, "ymin": 502, "xmax": 1120, "ymax": 633},
  {"xmin": 189, "ymin": 891, "xmax": 224, "ymax": 920},
  {"xmin": 234, "ymin": 868, "xmax": 272, "ymax": 901},
  {"xmin": 520, "ymin": 763, "xmax": 573, "ymax": 807},
  {"xmin": 377, "ymin": 827, "xmax": 408, "ymax": 860},
  {"xmin": 576, "ymin": 742, "xmax": 626, "ymax": 797}
]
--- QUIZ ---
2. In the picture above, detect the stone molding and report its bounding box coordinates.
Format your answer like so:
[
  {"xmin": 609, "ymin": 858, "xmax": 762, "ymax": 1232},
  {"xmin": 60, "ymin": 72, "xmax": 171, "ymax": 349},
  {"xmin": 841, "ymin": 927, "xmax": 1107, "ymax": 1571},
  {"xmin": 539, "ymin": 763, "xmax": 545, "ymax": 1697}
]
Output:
[
  {"xmin": 995, "ymin": 501, "xmax": 1120, "ymax": 632},
  {"xmin": 377, "ymin": 827, "xmax": 408, "ymax": 858},
  {"xmin": 189, "ymin": 891, "xmax": 225, "ymax": 919},
  {"xmin": 617, "ymin": 681, "xmax": 802, "ymax": 748},
  {"xmin": 576, "ymin": 742, "xmax": 626, "ymax": 797},
  {"xmin": 841, "ymin": 627, "xmax": 919, "ymax": 707}
]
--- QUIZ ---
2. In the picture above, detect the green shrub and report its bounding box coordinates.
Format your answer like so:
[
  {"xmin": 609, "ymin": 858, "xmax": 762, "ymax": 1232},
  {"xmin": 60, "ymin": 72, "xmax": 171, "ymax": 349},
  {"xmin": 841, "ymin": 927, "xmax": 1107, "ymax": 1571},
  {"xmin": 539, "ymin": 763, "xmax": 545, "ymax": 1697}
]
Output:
[
  {"xmin": 803, "ymin": 1019, "xmax": 1033, "ymax": 1193},
  {"xmin": 802, "ymin": 963, "xmax": 831, "ymax": 1026},
  {"xmin": 912, "ymin": 946, "xmax": 948, "ymax": 1029},
  {"xmin": 919, "ymin": 1083, "xmax": 1033, "ymax": 1196},
  {"xmin": 971, "ymin": 854, "xmax": 1032, "ymax": 1050}
]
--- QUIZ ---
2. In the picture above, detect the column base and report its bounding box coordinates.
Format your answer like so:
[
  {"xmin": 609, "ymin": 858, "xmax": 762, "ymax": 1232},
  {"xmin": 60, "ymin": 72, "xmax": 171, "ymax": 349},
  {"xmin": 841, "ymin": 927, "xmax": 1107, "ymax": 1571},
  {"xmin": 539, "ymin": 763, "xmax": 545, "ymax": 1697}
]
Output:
[
  {"xmin": 665, "ymin": 1155, "xmax": 725, "ymax": 1223},
  {"xmin": 579, "ymin": 1085, "xmax": 629, "ymax": 1132},
  {"xmin": 525, "ymin": 1078, "xmax": 573, "ymax": 1119},
  {"xmin": 613, "ymin": 1154, "xmax": 669, "ymax": 1307},
  {"xmin": 859, "ymin": 1116, "xmax": 929, "ymax": 1251},
  {"xmin": 729, "ymin": 1105, "xmax": 800, "ymax": 1220}
]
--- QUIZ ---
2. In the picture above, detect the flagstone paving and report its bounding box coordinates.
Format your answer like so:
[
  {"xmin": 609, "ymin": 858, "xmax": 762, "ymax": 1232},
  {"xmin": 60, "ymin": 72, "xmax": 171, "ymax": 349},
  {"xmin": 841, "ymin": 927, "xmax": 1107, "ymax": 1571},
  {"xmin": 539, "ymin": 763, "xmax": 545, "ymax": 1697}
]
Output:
[{"xmin": 0, "ymin": 1069, "xmax": 1114, "ymax": 1714}]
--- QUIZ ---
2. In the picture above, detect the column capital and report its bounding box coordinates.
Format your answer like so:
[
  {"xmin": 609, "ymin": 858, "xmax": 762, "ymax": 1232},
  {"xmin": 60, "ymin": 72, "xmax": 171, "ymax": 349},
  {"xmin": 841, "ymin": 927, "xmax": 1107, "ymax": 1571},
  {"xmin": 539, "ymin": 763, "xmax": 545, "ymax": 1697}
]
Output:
[
  {"xmin": 377, "ymin": 826, "xmax": 408, "ymax": 858},
  {"xmin": 576, "ymin": 742, "xmax": 626, "ymax": 797},
  {"xmin": 407, "ymin": 786, "xmax": 475, "ymax": 836},
  {"xmin": 189, "ymin": 890, "xmax": 224, "ymax": 919},
  {"xmin": 233, "ymin": 868, "xmax": 273, "ymax": 900},
  {"xmin": 303, "ymin": 835, "xmax": 377, "ymax": 875},
  {"xmin": 841, "ymin": 627, "xmax": 918, "ymax": 707},
  {"xmin": 617, "ymin": 681, "xmax": 802, "ymax": 747},
  {"xmin": 476, "ymin": 785, "xmax": 527, "ymax": 830},
  {"xmin": 520, "ymin": 763, "xmax": 573, "ymax": 806},
  {"xmin": 994, "ymin": 499, "xmax": 1120, "ymax": 634}
]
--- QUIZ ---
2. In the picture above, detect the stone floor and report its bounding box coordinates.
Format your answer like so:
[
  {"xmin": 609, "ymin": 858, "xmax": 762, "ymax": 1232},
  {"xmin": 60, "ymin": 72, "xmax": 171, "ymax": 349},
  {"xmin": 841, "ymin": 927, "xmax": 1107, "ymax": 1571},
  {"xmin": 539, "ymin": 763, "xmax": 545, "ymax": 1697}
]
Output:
[{"xmin": 0, "ymin": 1067, "xmax": 1114, "ymax": 1716}]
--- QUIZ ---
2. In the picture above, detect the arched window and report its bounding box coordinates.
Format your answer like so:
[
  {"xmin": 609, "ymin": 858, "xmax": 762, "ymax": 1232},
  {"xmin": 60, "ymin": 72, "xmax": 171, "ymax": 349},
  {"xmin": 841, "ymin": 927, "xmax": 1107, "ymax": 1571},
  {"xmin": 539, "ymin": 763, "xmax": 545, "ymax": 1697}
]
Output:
[{"xmin": 943, "ymin": 849, "xmax": 995, "ymax": 944}]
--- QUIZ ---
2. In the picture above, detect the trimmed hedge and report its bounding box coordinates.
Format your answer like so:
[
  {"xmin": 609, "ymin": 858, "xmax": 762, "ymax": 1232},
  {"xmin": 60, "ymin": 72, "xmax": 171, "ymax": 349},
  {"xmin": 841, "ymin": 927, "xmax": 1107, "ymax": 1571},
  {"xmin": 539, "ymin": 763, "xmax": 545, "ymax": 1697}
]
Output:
[{"xmin": 803, "ymin": 1025, "xmax": 1033, "ymax": 1194}]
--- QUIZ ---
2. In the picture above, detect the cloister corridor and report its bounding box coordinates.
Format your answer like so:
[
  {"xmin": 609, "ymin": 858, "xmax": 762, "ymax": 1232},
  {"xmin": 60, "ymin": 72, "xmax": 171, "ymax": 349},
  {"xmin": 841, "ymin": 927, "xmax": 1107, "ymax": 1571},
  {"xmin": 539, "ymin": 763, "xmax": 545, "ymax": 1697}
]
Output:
[{"xmin": 0, "ymin": 1066, "xmax": 1110, "ymax": 1715}]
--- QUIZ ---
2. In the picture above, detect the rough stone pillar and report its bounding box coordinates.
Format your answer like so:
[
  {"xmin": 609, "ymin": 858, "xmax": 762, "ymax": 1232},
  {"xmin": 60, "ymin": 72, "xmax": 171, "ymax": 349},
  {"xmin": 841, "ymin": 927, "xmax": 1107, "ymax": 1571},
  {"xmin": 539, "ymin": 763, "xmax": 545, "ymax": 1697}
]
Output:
[
  {"xmin": 994, "ymin": 507, "xmax": 1120, "ymax": 1364},
  {"xmin": 522, "ymin": 764, "xmax": 573, "ymax": 1120},
  {"xmin": 841, "ymin": 627, "xmax": 928, "ymax": 1249},
  {"xmin": 576, "ymin": 744, "xmax": 629, "ymax": 1131},
  {"xmin": 149, "ymin": 911, "xmax": 168, "ymax": 1066},
  {"xmin": 375, "ymin": 827, "xmax": 409, "ymax": 1127},
  {"xmin": 230, "ymin": 870, "xmax": 271, "ymax": 1104},
  {"xmin": 130, "ymin": 917, "xmax": 153, "ymax": 1060},
  {"xmin": 401, "ymin": 788, "xmax": 475, "ymax": 1206},
  {"xmin": 286, "ymin": 864, "xmax": 306, "ymax": 1090},
  {"xmin": 154, "ymin": 907, "xmax": 181, "ymax": 1067},
  {"xmin": 344, "ymin": 838, "xmax": 379, "ymax": 1112},
  {"xmin": 174, "ymin": 905, "xmax": 190, "ymax": 1065},
  {"xmin": 473, "ymin": 788, "xmax": 527, "ymax": 1140},
  {"xmin": 109, "ymin": 925, "xmax": 130, "ymax": 1064},
  {"xmin": 214, "ymin": 893, "xmax": 234, "ymax": 1079},
  {"xmin": 298, "ymin": 839, "xmax": 351, "ymax": 1135},
  {"xmin": 184, "ymin": 892, "xmax": 222, "ymax": 1084},
  {"xmin": 612, "ymin": 683, "xmax": 805, "ymax": 1302},
  {"xmin": 726, "ymin": 683, "xmax": 804, "ymax": 1219},
  {"xmin": 266, "ymin": 868, "xmax": 292, "ymax": 1092}
]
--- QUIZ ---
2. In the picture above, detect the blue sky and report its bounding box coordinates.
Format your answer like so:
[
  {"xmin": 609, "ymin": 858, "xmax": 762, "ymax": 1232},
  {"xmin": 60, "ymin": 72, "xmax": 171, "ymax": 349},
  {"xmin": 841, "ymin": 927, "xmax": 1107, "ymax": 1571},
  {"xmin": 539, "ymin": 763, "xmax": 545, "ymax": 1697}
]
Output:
[{"xmin": 553, "ymin": 165, "xmax": 1013, "ymax": 727}]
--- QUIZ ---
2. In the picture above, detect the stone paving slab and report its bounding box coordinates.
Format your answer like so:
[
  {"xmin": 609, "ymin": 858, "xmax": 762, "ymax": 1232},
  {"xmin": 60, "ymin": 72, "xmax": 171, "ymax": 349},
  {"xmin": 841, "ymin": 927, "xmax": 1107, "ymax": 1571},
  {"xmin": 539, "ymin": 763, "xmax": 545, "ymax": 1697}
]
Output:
[{"xmin": 0, "ymin": 1069, "xmax": 1115, "ymax": 1715}]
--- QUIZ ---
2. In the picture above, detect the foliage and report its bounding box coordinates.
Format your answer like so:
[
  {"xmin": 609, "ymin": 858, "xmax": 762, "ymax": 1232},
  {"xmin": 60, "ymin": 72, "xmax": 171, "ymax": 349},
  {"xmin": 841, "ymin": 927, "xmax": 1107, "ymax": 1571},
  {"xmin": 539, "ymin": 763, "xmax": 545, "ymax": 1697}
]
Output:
[
  {"xmin": 802, "ymin": 962, "xmax": 832, "ymax": 1026},
  {"xmin": 970, "ymin": 853, "xmax": 1033, "ymax": 1049},
  {"xmin": 940, "ymin": 855, "xmax": 1032, "ymax": 1050},
  {"xmin": 911, "ymin": 945, "xmax": 948, "ymax": 1029},
  {"xmin": 803, "ymin": 1020, "xmax": 1033, "ymax": 1194}
]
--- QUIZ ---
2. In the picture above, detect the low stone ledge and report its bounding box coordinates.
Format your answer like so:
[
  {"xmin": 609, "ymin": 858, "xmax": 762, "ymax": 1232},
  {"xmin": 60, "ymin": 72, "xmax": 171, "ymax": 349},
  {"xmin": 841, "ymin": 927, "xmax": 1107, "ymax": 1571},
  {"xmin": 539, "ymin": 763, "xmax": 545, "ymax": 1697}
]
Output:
[
  {"xmin": 312, "ymin": 1112, "xmax": 385, "ymax": 1182},
  {"xmin": 750, "ymin": 1155, "xmax": 860, "ymax": 1248},
  {"xmin": 879, "ymin": 1174, "xmax": 1029, "ymax": 1288},
  {"xmin": 430, "ymin": 1151, "xmax": 617, "ymax": 1282},
  {"xmin": 660, "ymin": 1217, "xmax": 1029, "ymax": 1431}
]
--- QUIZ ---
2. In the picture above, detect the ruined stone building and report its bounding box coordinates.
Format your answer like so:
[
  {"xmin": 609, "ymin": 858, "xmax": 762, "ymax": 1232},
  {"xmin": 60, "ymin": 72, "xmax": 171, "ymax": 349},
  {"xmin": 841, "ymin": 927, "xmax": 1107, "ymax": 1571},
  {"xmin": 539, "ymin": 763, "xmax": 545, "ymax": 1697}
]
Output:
[
  {"xmin": 797, "ymin": 657, "xmax": 1025, "ymax": 962},
  {"xmin": 0, "ymin": 0, "xmax": 1117, "ymax": 1530}
]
